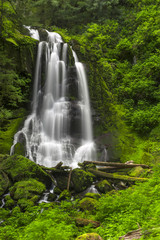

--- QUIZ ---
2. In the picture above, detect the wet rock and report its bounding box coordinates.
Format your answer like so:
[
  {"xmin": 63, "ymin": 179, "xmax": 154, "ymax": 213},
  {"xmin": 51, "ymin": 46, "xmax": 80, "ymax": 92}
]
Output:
[
  {"xmin": 47, "ymin": 193, "xmax": 57, "ymax": 202},
  {"xmin": 71, "ymin": 168, "xmax": 95, "ymax": 193},
  {"xmin": 54, "ymin": 186, "xmax": 62, "ymax": 195},
  {"xmin": 14, "ymin": 142, "xmax": 25, "ymax": 156},
  {"xmin": 58, "ymin": 190, "xmax": 71, "ymax": 201},
  {"xmin": 95, "ymin": 179, "xmax": 112, "ymax": 193}
]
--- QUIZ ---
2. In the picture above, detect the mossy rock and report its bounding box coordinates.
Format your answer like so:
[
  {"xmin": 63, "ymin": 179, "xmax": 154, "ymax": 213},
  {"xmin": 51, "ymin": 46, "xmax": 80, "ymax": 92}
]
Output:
[
  {"xmin": 71, "ymin": 168, "xmax": 95, "ymax": 193},
  {"xmin": 17, "ymin": 198, "xmax": 35, "ymax": 210},
  {"xmin": 95, "ymin": 180, "xmax": 112, "ymax": 193},
  {"xmin": 58, "ymin": 190, "xmax": 71, "ymax": 201},
  {"xmin": 79, "ymin": 197, "xmax": 99, "ymax": 212},
  {"xmin": 10, "ymin": 178, "xmax": 45, "ymax": 200},
  {"xmin": 48, "ymin": 193, "xmax": 57, "ymax": 202},
  {"xmin": 0, "ymin": 170, "xmax": 11, "ymax": 196},
  {"xmin": 4, "ymin": 195, "xmax": 15, "ymax": 209},
  {"xmin": 30, "ymin": 195, "xmax": 40, "ymax": 203},
  {"xmin": 76, "ymin": 233, "xmax": 103, "ymax": 240},
  {"xmin": 0, "ymin": 154, "xmax": 52, "ymax": 188},
  {"xmin": 14, "ymin": 142, "xmax": 25, "ymax": 156},
  {"xmin": 52, "ymin": 169, "xmax": 70, "ymax": 190},
  {"xmin": 54, "ymin": 186, "xmax": 62, "ymax": 195},
  {"xmin": 84, "ymin": 193, "xmax": 101, "ymax": 200}
]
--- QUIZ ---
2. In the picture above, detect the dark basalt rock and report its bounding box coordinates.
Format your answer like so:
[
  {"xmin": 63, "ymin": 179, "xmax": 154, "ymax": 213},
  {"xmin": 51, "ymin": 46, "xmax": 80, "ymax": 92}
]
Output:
[{"xmin": 71, "ymin": 168, "xmax": 95, "ymax": 193}]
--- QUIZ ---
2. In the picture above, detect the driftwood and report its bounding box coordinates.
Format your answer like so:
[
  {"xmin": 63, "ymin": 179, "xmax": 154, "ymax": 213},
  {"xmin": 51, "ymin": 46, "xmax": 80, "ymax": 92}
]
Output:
[
  {"xmin": 75, "ymin": 218, "xmax": 100, "ymax": 228},
  {"xmin": 119, "ymin": 228, "xmax": 142, "ymax": 239},
  {"xmin": 84, "ymin": 161, "xmax": 150, "ymax": 169},
  {"xmin": 88, "ymin": 169, "xmax": 148, "ymax": 182}
]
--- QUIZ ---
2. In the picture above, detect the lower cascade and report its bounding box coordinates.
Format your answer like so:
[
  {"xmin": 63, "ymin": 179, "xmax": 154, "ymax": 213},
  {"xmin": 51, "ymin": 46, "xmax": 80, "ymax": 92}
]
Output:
[{"xmin": 11, "ymin": 29, "xmax": 96, "ymax": 168}]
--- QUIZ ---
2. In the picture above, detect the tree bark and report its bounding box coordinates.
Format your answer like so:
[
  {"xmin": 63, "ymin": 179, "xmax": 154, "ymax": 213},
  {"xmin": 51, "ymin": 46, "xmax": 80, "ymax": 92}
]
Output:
[{"xmin": 67, "ymin": 167, "xmax": 72, "ymax": 191}]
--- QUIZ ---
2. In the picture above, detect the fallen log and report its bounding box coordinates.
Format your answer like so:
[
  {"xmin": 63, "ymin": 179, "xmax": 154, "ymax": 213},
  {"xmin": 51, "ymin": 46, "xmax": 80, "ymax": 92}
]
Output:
[
  {"xmin": 97, "ymin": 166, "xmax": 128, "ymax": 171},
  {"xmin": 88, "ymin": 169, "xmax": 148, "ymax": 182},
  {"xmin": 55, "ymin": 161, "xmax": 63, "ymax": 169},
  {"xmin": 75, "ymin": 218, "xmax": 100, "ymax": 228},
  {"xmin": 84, "ymin": 161, "xmax": 150, "ymax": 169}
]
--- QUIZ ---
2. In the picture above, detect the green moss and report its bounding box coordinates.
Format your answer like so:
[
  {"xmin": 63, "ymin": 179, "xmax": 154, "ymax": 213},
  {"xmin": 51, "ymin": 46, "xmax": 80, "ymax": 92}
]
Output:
[
  {"xmin": 0, "ymin": 154, "xmax": 52, "ymax": 188},
  {"xmin": 76, "ymin": 233, "xmax": 103, "ymax": 240},
  {"xmin": 71, "ymin": 168, "xmax": 95, "ymax": 193},
  {"xmin": 17, "ymin": 198, "xmax": 35, "ymax": 210},
  {"xmin": 141, "ymin": 152, "xmax": 155, "ymax": 165},
  {"xmin": 14, "ymin": 142, "xmax": 25, "ymax": 156},
  {"xmin": 10, "ymin": 178, "xmax": 45, "ymax": 200},
  {"xmin": 0, "ymin": 170, "xmax": 10, "ymax": 196},
  {"xmin": 79, "ymin": 197, "xmax": 99, "ymax": 212},
  {"xmin": 58, "ymin": 190, "xmax": 71, "ymax": 201},
  {"xmin": 0, "ymin": 111, "xmax": 26, "ymax": 154},
  {"xmin": 95, "ymin": 180, "xmax": 112, "ymax": 194},
  {"xmin": 84, "ymin": 193, "xmax": 101, "ymax": 200},
  {"xmin": 4, "ymin": 195, "xmax": 15, "ymax": 209},
  {"xmin": 129, "ymin": 166, "xmax": 145, "ymax": 177}
]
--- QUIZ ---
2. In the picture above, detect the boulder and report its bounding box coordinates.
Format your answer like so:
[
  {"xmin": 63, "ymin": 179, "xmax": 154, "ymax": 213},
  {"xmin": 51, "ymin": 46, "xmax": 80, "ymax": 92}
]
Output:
[
  {"xmin": 14, "ymin": 142, "xmax": 25, "ymax": 156},
  {"xmin": 10, "ymin": 178, "xmax": 45, "ymax": 201},
  {"xmin": 79, "ymin": 197, "xmax": 99, "ymax": 212},
  {"xmin": 58, "ymin": 190, "xmax": 71, "ymax": 201},
  {"xmin": 71, "ymin": 168, "xmax": 95, "ymax": 193},
  {"xmin": 76, "ymin": 233, "xmax": 103, "ymax": 240},
  {"xmin": 17, "ymin": 198, "xmax": 35, "ymax": 210},
  {"xmin": 95, "ymin": 179, "xmax": 112, "ymax": 193},
  {"xmin": 0, "ymin": 154, "xmax": 52, "ymax": 188}
]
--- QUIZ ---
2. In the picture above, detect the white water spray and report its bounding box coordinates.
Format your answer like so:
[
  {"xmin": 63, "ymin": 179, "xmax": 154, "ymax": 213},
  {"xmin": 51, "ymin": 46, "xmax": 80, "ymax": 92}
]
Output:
[{"xmin": 11, "ymin": 29, "xmax": 96, "ymax": 168}]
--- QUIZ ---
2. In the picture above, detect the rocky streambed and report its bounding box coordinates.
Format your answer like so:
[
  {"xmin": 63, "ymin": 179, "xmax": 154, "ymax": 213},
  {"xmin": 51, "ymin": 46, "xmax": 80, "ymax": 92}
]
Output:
[{"xmin": 0, "ymin": 154, "xmax": 151, "ymax": 211}]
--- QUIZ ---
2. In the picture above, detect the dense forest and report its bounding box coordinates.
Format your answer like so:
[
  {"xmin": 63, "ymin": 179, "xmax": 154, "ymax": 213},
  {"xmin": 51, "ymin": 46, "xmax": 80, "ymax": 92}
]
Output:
[{"xmin": 1, "ymin": 0, "xmax": 160, "ymax": 239}]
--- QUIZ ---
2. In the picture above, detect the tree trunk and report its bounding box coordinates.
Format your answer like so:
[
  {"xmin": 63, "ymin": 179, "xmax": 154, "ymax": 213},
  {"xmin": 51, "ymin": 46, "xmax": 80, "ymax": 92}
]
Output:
[
  {"xmin": 84, "ymin": 161, "xmax": 150, "ymax": 169},
  {"xmin": 88, "ymin": 168, "xmax": 148, "ymax": 182}
]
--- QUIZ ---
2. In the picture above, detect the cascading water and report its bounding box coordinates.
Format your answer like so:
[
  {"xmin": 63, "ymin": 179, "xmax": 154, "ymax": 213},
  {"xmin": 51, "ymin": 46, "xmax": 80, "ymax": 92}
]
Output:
[{"xmin": 11, "ymin": 28, "xmax": 96, "ymax": 168}]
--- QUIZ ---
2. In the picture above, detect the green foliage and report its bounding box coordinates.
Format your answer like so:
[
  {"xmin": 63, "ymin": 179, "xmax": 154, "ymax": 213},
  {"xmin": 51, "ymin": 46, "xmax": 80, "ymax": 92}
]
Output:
[
  {"xmin": 1, "ymin": 167, "xmax": 160, "ymax": 239},
  {"xmin": 95, "ymin": 165, "xmax": 160, "ymax": 239}
]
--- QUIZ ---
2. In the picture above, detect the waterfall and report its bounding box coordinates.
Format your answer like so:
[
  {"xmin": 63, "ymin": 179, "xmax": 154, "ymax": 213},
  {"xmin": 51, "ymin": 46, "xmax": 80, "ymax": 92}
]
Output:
[{"xmin": 11, "ymin": 28, "xmax": 96, "ymax": 168}]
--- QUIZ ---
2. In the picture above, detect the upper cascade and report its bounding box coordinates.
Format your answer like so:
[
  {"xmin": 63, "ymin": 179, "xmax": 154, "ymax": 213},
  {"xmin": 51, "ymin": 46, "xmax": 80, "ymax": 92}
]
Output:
[{"xmin": 11, "ymin": 28, "xmax": 96, "ymax": 168}]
